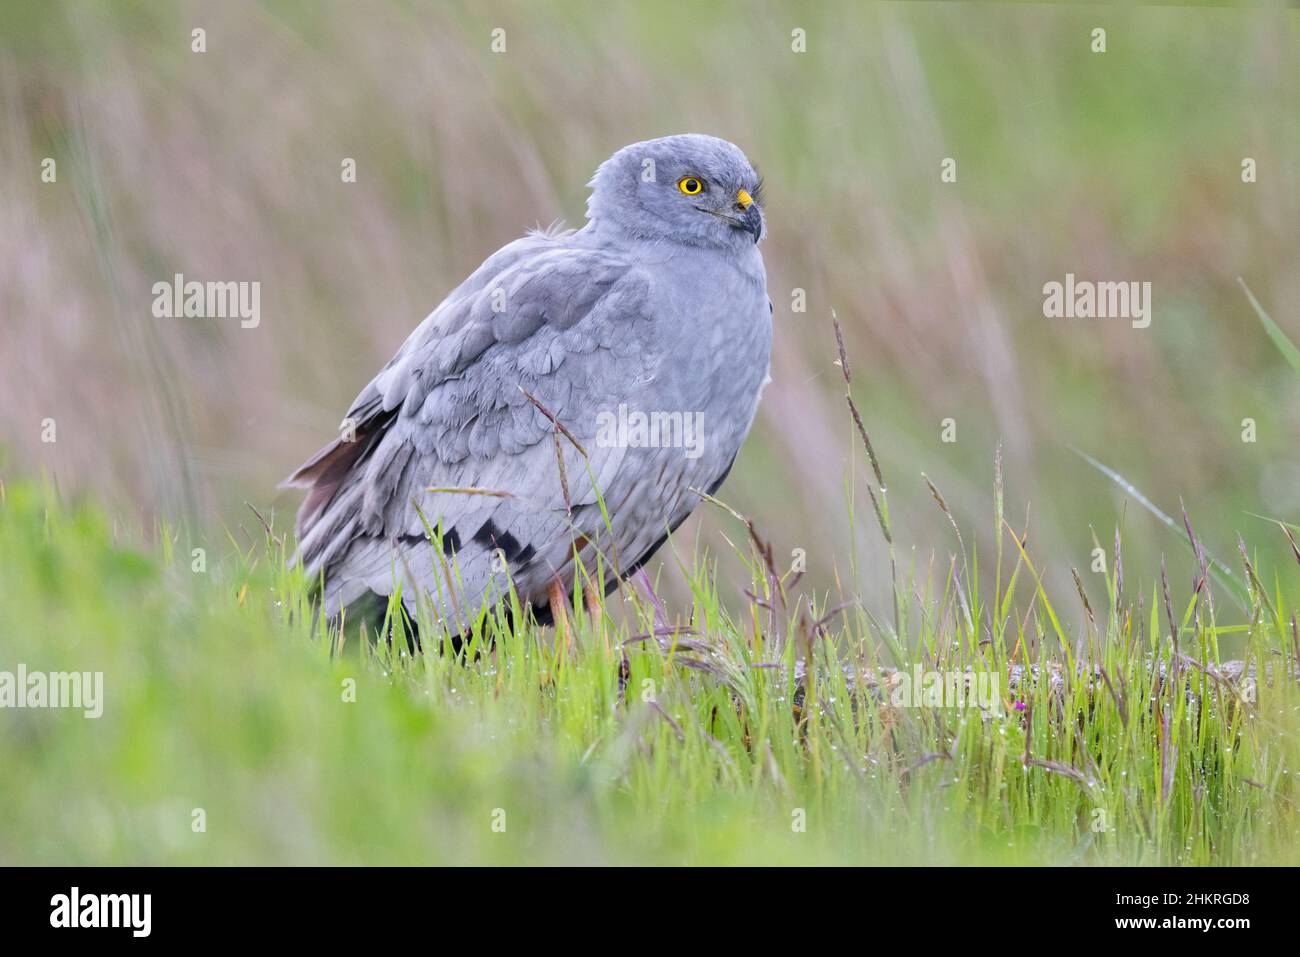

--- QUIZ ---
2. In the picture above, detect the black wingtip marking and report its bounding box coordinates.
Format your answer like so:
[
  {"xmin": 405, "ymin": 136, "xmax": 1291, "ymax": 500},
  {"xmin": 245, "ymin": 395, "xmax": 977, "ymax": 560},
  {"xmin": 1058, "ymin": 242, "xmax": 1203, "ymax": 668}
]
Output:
[
  {"xmin": 398, "ymin": 525, "xmax": 461, "ymax": 557},
  {"xmin": 472, "ymin": 519, "xmax": 498, "ymax": 548},
  {"xmin": 473, "ymin": 519, "xmax": 533, "ymax": 565}
]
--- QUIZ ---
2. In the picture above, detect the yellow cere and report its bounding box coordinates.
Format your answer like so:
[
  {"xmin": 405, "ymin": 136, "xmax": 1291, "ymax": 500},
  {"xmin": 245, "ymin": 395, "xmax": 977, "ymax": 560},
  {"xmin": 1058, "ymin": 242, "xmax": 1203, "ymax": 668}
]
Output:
[{"xmin": 736, "ymin": 189, "xmax": 753, "ymax": 209}]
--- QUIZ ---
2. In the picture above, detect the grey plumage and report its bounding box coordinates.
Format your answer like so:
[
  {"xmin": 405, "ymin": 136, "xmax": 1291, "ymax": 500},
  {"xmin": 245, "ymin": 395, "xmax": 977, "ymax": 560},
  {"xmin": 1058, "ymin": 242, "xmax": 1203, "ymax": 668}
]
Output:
[{"xmin": 283, "ymin": 134, "xmax": 772, "ymax": 628}]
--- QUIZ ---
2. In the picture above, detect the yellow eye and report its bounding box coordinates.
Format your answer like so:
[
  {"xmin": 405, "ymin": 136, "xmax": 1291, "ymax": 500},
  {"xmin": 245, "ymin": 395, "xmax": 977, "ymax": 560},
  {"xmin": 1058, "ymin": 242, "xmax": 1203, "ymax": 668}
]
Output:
[{"xmin": 677, "ymin": 176, "xmax": 704, "ymax": 195}]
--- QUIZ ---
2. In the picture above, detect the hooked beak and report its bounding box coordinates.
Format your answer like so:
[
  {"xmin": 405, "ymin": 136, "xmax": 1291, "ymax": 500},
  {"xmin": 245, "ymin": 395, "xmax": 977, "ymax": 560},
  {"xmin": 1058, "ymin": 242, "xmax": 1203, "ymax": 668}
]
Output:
[
  {"xmin": 696, "ymin": 188, "xmax": 764, "ymax": 243},
  {"xmin": 735, "ymin": 203, "xmax": 763, "ymax": 243},
  {"xmin": 733, "ymin": 189, "xmax": 762, "ymax": 243}
]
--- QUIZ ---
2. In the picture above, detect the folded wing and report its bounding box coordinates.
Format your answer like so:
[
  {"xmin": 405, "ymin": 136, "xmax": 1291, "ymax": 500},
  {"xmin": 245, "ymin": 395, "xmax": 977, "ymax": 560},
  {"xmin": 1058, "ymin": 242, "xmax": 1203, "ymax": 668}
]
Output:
[{"xmin": 283, "ymin": 233, "xmax": 660, "ymax": 621}]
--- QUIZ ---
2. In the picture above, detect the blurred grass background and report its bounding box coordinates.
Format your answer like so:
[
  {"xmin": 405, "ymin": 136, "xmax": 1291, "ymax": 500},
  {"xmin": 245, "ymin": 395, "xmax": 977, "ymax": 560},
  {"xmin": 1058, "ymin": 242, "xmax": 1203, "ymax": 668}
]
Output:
[{"xmin": 1, "ymin": 0, "xmax": 1298, "ymax": 618}]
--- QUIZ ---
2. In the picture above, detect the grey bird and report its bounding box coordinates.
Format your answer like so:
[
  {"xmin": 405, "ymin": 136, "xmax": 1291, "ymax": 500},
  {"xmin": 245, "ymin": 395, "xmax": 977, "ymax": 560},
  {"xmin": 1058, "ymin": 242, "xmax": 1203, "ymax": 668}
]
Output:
[{"xmin": 283, "ymin": 134, "xmax": 772, "ymax": 635}]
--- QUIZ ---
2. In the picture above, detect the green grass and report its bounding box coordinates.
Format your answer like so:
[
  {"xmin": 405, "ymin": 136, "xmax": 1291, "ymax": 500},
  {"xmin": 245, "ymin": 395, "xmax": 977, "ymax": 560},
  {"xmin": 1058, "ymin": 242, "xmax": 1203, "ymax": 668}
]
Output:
[{"xmin": 2, "ymin": 449, "xmax": 1297, "ymax": 865}]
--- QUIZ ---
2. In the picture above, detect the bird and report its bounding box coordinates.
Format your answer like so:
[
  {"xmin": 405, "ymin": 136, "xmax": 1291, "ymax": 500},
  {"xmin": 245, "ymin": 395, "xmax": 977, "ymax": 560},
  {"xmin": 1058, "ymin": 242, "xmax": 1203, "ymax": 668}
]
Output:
[{"xmin": 282, "ymin": 134, "xmax": 772, "ymax": 640}]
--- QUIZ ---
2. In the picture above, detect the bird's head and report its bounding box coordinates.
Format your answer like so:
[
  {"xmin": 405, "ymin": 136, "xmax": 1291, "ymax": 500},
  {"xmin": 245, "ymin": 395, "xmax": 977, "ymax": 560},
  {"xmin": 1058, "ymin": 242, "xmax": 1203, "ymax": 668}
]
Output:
[{"xmin": 586, "ymin": 134, "xmax": 765, "ymax": 250}]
